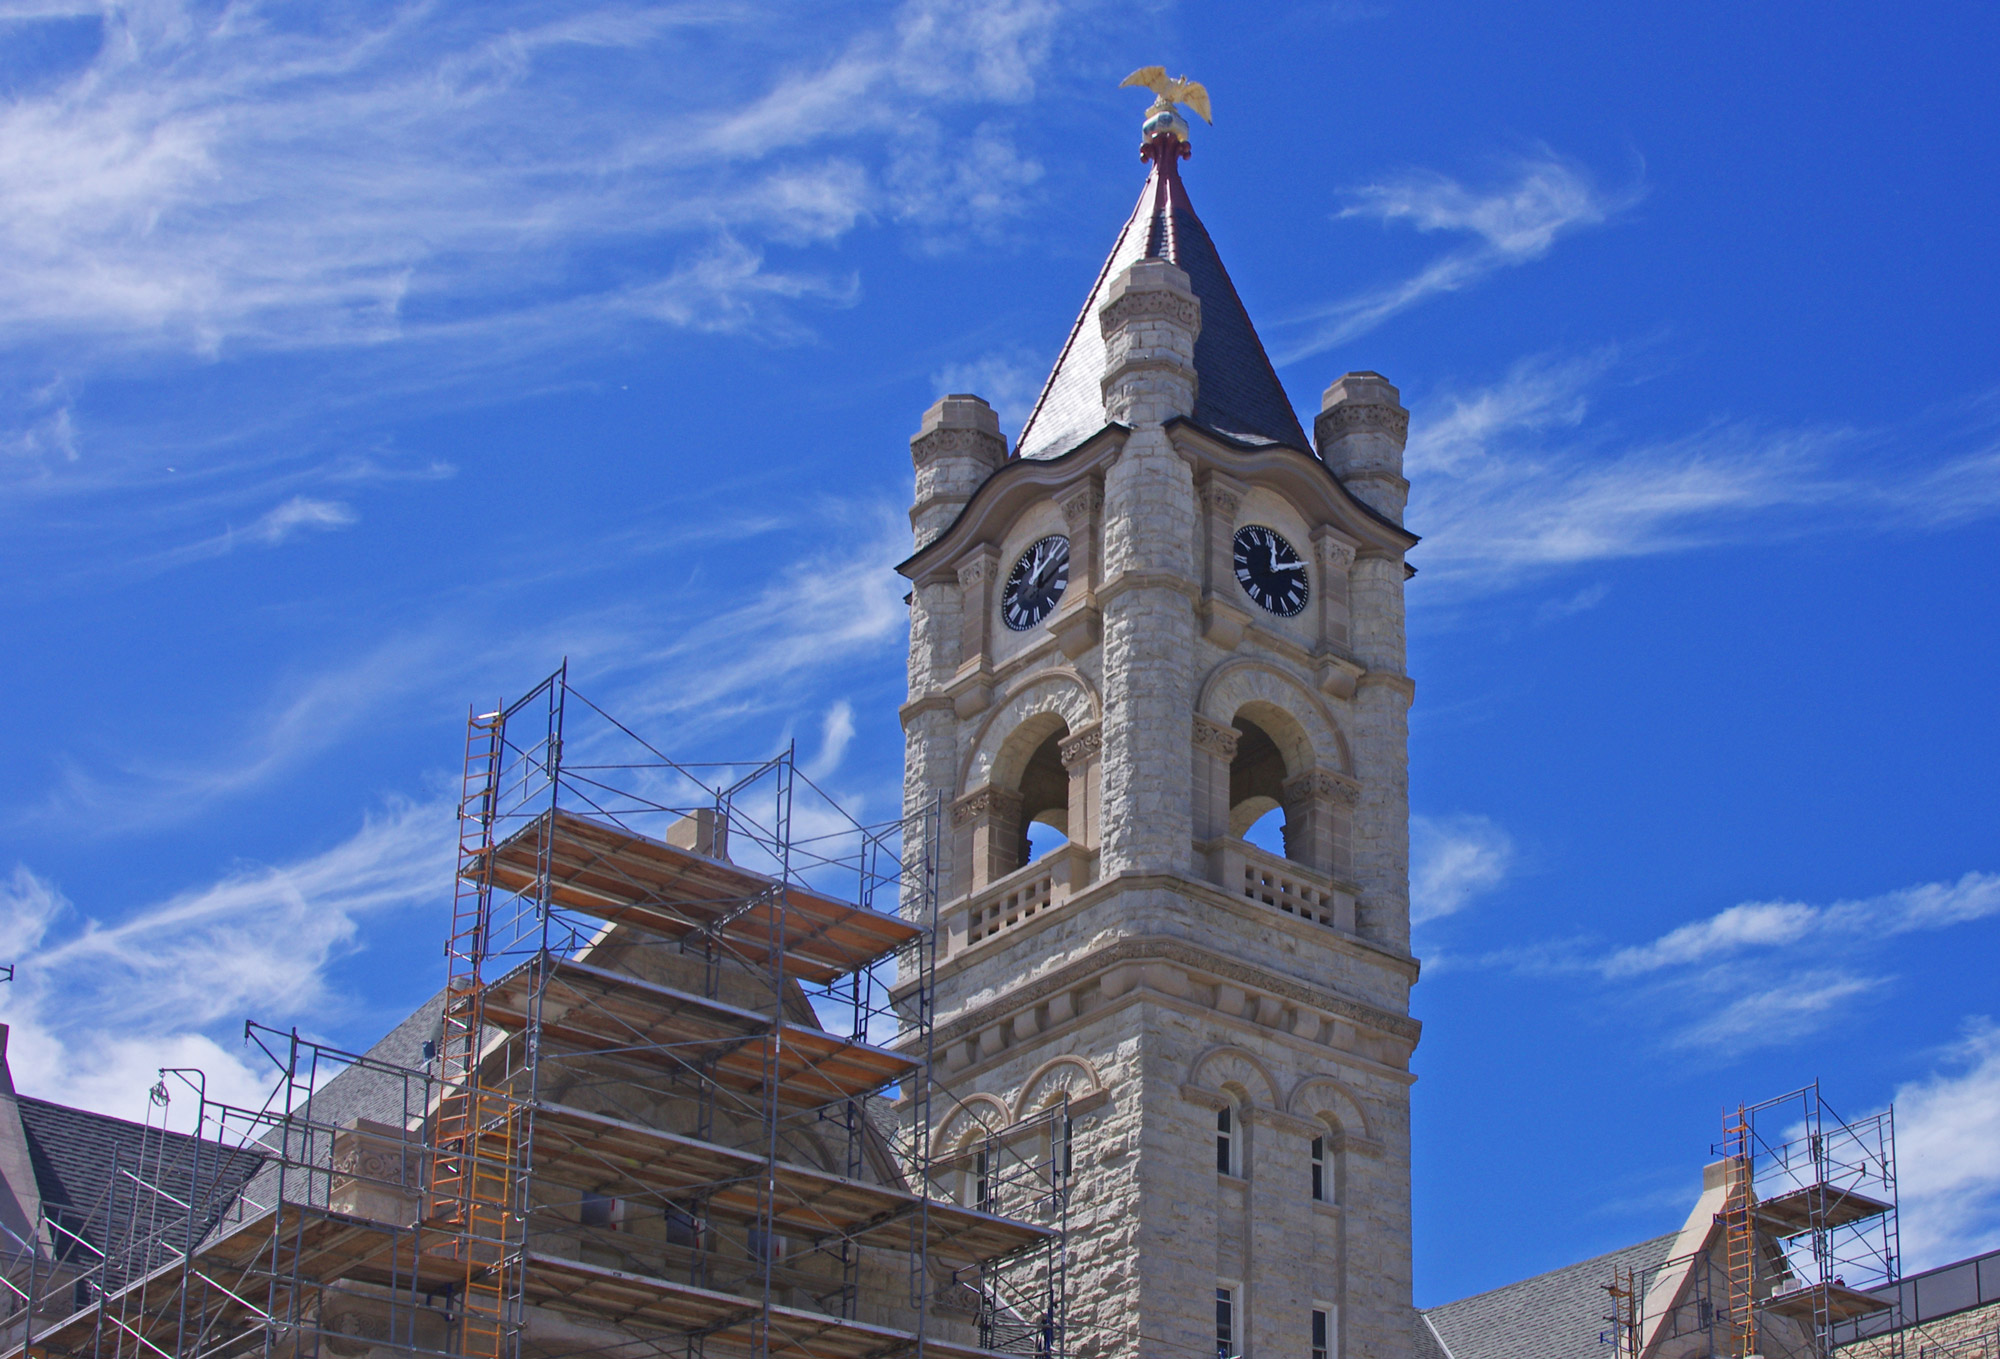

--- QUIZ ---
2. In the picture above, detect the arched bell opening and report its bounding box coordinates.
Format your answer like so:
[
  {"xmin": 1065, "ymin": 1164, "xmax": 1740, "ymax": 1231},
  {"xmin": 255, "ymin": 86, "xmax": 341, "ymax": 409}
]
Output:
[
  {"xmin": 1227, "ymin": 717, "xmax": 1289, "ymax": 856},
  {"xmin": 1017, "ymin": 728, "xmax": 1071, "ymax": 865}
]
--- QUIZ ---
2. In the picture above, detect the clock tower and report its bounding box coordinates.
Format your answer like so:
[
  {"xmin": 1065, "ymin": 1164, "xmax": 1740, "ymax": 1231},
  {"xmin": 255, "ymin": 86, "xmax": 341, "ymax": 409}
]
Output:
[{"xmin": 898, "ymin": 86, "xmax": 1420, "ymax": 1359}]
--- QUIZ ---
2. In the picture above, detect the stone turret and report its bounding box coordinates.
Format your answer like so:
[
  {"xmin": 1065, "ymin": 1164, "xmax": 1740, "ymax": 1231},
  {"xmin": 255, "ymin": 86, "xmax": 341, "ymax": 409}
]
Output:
[
  {"xmin": 1316, "ymin": 372, "xmax": 1410, "ymax": 524},
  {"xmin": 909, "ymin": 394, "xmax": 1005, "ymax": 550}
]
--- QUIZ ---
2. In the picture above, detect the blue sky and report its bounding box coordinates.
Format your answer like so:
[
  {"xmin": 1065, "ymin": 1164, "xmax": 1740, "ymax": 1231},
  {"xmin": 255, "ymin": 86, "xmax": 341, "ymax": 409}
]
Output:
[{"xmin": 2, "ymin": 0, "xmax": 1997, "ymax": 1308}]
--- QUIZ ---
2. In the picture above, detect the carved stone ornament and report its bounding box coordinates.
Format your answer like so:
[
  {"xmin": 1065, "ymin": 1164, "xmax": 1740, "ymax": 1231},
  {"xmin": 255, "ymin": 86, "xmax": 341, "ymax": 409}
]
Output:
[
  {"xmin": 1283, "ymin": 769, "xmax": 1360, "ymax": 806},
  {"xmin": 1099, "ymin": 290, "xmax": 1202, "ymax": 334},
  {"xmin": 1317, "ymin": 401, "xmax": 1410, "ymax": 442},
  {"xmin": 913, "ymin": 426, "xmax": 1007, "ymax": 459},
  {"xmin": 1314, "ymin": 536, "xmax": 1357, "ymax": 569},
  {"xmin": 1202, "ymin": 486, "xmax": 1242, "ymax": 518},
  {"xmin": 1059, "ymin": 724, "xmax": 1104, "ymax": 768},
  {"xmin": 956, "ymin": 556, "xmax": 992, "ymax": 587},
  {"xmin": 950, "ymin": 786, "xmax": 1022, "ymax": 828},
  {"xmin": 1191, "ymin": 715, "xmax": 1241, "ymax": 760},
  {"xmin": 1059, "ymin": 484, "xmax": 1104, "ymax": 523}
]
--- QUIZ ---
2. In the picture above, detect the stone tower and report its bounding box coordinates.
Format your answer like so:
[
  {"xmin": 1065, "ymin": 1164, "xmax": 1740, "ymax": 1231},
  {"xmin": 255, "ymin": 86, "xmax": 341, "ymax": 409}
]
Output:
[{"xmin": 896, "ymin": 96, "xmax": 1420, "ymax": 1359}]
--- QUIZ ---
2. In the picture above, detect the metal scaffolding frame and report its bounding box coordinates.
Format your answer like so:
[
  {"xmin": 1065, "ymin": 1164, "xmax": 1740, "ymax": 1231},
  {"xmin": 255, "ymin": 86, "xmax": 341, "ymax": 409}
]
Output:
[
  {"xmin": 1600, "ymin": 1081, "xmax": 1903, "ymax": 1359},
  {"xmin": 3, "ymin": 667, "xmax": 1067, "ymax": 1359}
]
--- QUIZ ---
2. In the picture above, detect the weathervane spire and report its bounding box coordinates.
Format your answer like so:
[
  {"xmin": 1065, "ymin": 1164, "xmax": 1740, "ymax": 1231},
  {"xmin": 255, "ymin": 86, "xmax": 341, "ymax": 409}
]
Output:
[{"xmin": 1120, "ymin": 66, "xmax": 1211, "ymax": 163}]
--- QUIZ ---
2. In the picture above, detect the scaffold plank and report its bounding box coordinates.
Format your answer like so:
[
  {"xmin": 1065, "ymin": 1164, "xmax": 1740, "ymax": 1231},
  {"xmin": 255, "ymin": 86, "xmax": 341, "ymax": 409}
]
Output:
[
  {"xmin": 479, "ymin": 809, "xmax": 920, "ymax": 982},
  {"xmin": 482, "ymin": 956, "xmax": 918, "ymax": 1108},
  {"xmin": 528, "ymin": 1101, "xmax": 1054, "ymax": 1265},
  {"xmin": 1754, "ymin": 1182, "xmax": 1893, "ymax": 1236},
  {"xmin": 1760, "ymin": 1279, "xmax": 1889, "ymax": 1324},
  {"xmin": 519, "ymin": 1252, "xmax": 1026, "ymax": 1359}
]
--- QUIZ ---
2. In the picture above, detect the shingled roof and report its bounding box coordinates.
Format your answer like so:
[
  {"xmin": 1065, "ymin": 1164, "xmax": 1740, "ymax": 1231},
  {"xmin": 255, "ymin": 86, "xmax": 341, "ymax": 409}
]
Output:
[
  {"xmin": 1013, "ymin": 148, "xmax": 1311, "ymax": 462},
  {"xmin": 1420, "ymin": 1233, "xmax": 1681, "ymax": 1359}
]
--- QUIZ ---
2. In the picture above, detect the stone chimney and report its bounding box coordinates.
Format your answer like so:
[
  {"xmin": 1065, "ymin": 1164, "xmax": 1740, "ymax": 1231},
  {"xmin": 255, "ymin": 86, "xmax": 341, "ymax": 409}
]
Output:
[{"xmin": 1316, "ymin": 371, "xmax": 1409, "ymax": 524}]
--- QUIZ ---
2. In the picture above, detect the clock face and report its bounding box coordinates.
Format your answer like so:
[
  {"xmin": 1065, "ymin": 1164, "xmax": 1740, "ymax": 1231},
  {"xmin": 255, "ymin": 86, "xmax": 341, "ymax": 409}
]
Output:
[
  {"xmin": 1232, "ymin": 525, "xmax": 1309, "ymax": 617},
  {"xmin": 1001, "ymin": 535, "xmax": 1070, "ymax": 631}
]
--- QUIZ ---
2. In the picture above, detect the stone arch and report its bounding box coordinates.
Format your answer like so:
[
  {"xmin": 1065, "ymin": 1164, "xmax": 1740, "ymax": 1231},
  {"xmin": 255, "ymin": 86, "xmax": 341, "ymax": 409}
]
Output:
[
  {"xmin": 1186, "ymin": 1044, "xmax": 1282, "ymax": 1110},
  {"xmin": 1014, "ymin": 1054, "xmax": 1104, "ymax": 1120},
  {"xmin": 930, "ymin": 1092, "xmax": 1014, "ymax": 1159},
  {"xmin": 1196, "ymin": 657, "xmax": 1353, "ymax": 775},
  {"xmin": 960, "ymin": 669, "xmax": 1100, "ymax": 794},
  {"xmin": 1286, "ymin": 1074, "xmax": 1377, "ymax": 1144}
]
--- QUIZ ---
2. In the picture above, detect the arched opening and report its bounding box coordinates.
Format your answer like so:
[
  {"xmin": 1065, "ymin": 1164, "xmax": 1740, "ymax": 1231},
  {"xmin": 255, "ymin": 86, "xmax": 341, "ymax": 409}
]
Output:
[
  {"xmin": 1017, "ymin": 727, "xmax": 1070, "ymax": 865},
  {"xmin": 1228, "ymin": 717, "xmax": 1289, "ymax": 856}
]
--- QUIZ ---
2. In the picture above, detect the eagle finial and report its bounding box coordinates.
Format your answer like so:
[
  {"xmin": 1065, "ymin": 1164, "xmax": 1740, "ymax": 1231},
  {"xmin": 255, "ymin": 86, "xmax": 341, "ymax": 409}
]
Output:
[{"xmin": 1120, "ymin": 66, "xmax": 1211, "ymax": 162}]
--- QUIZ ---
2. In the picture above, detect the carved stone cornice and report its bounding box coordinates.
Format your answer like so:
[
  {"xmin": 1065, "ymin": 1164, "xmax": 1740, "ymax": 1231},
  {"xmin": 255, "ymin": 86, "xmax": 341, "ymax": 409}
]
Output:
[
  {"xmin": 1283, "ymin": 769, "xmax": 1362, "ymax": 807},
  {"xmin": 926, "ymin": 931, "xmax": 1422, "ymax": 1049},
  {"xmin": 1201, "ymin": 485, "xmax": 1241, "ymax": 518},
  {"xmin": 1314, "ymin": 401, "xmax": 1409, "ymax": 443},
  {"xmin": 1058, "ymin": 724, "xmax": 1103, "ymax": 769},
  {"xmin": 1099, "ymin": 290, "xmax": 1202, "ymax": 334},
  {"xmin": 1313, "ymin": 535, "xmax": 1357, "ymax": 569},
  {"xmin": 956, "ymin": 556, "xmax": 992, "ymax": 587},
  {"xmin": 911, "ymin": 426, "xmax": 1007, "ymax": 461},
  {"xmin": 950, "ymin": 786, "xmax": 1023, "ymax": 828},
  {"xmin": 1191, "ymin": 714, "xmax": 1240, "ymax": 761}
]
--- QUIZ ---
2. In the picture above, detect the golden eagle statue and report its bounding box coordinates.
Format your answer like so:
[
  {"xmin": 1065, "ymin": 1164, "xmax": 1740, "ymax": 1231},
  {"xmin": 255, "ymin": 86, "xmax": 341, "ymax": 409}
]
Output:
[{"xmin": 1119, "ymin": 66, "xmax": 1212, "ymax": 124}]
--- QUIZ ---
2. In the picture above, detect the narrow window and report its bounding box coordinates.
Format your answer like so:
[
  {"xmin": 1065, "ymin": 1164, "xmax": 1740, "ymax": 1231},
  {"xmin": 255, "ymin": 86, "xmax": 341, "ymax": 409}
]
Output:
[
  {"xmin": 1215, "ymin": 1286, "xmax": 1236, "ymax": 1359},
  {"xmin": 1312, "ymin": 1307, "xmax": 1331, "ymax": 1359},
  {"xmin": 1055, "ymin": 1116, "xmax": 1074, "ymax": 1182},
  {"xmin": 665, "ymin": 1205, "xmax": 699, "ymax": 1248},
  {"xmin": 1310, "ymin": 1135, "xmax": 1326, "ymax": 1202},
  {"xmin": 974, "ymin": 1149, "xmax": 993, "ymax": 1211},
  {"xmin": 1216, "ymin": 1106, "xmax": 1233, "ymax": 1175}
]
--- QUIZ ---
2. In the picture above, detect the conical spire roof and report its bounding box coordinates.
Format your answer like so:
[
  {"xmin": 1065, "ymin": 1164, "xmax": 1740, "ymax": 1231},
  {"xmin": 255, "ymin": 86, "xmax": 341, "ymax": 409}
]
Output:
[{"xmin": 1014, "ymin": 150, "xmax": 1310, "ymax": 461}]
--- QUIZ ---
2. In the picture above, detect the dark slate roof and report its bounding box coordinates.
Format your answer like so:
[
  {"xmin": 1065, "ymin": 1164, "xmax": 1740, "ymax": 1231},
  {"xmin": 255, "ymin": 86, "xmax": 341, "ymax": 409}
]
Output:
[
  {"xmin": 16, "ymin": 1096, "xmax": 265, "ymax": 1276},
  {"xmin": 1013, "ymin": 151, "xmax": 1311, "ymax": 462},
  {"xmin": 1420, "ymin": 1233, "xmax": 1681, "ymax": 1359}
]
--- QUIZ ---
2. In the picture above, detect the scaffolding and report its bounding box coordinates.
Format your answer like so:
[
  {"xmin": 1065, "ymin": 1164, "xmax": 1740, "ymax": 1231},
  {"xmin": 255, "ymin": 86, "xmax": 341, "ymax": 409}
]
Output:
[
  {"xmin": 3, "ymin": 666, "xmax": 1067, "ymax": 1359},
  {"xmin": 1601, "ymin": 1081, "xmax": 1902, "ymax": 1359}
]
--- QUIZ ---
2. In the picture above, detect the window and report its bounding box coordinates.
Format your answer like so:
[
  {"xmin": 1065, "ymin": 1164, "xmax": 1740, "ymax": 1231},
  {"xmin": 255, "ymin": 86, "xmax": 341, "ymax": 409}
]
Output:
[
  {"xmin": 1214, "ymin": 1286, "xmax": 1236, "ymax": 1359},
  {"xmin": 973, "ymin": 1149, "xmax": 993, "ymax": 1211},
  {"xmin": 1312, "ymin": 1307, "xmax": 1333, "ymax": 1359},
  {"xmin": 665, "ymin": 1205, "xmax": 700, "ymax": 1249},
  {"xmin": 1310, "ymin": 1135, "xmax": 1326, "ymax": 1202},
  {"xmin": 580, "ymin": 1191, "xmax": 620, "ymax": 1230},
  {"xmin": 1054, "ymin": 1116, "xmax": 1074, "ymax": 1183},
  {"xmin": 1216, "ymin": 1106, "xmax": 1233, "ymax": 1175}
]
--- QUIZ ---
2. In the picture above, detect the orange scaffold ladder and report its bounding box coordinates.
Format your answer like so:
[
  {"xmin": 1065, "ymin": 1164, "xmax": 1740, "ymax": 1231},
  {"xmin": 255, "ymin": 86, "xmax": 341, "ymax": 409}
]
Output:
[
  {"xmin": 428, "ymin": 708, "xmax": 517, "ymax": 1359},
  {"xmin": 1721, "ymin": 1104, "xmax": 1758, "ymax": 1359}
]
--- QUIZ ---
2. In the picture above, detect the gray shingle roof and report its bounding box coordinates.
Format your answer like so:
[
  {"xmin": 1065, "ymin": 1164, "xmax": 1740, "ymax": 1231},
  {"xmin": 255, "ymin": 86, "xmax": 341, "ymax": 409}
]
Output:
[
  {"xmin": 16, "ymin": 1096, "xmax": 265, "ymax": 1278},
  {"xmin": 1014, "ymin": 151, "xmax": 1310, "ymax": 462},
  {"xmin": 1420, "ymin": 1233, "xmax": 1681, "ymax": 1359}
]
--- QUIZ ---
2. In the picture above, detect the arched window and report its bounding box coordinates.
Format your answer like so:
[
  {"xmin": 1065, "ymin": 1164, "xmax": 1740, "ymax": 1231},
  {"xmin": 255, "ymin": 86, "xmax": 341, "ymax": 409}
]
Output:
[
  {"xmin": 1310, "ymin": 1135, "xmax": 1326, "ymax": 1202},
  {"xmin": 1215, "ymin": 1104, "xmax": 1235, "ymax": 1176},
  {"xmin": 1228, "ymin": 716, "xmax": 1289, "ymax": 854}
]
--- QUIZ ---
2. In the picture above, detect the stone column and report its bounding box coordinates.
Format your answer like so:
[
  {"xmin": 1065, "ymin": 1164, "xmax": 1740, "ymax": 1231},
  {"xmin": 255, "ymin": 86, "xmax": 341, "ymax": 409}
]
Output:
[
  {"xmin": 1315, "ymin": 373, "xmax": 1409, "ymax": 526},
  {"xmin": 1059, "ymin": 724, "xmax": 1103, "ymax": 851},
  {"xmin": 1197, "ymin": 473, "xmax": 1249, "ymax": 648},
  {"xmin": 905, "ymin": 396, "xmax": 1002, "ymax": 915},
  {"xmin": 1190, "ymin": 716, "xmax": 1239, "ymax": 843},
  {"xmin": 1097, "ymin": 259, "xmax": 1202, "ymax": 877},
  {"xmin": 950, "ymin": 787, "xmax": 1025, "ymax": 895},
  {"xmin": 1053, "ymin": 482, "xmax": 1105, "ymax": 659},
  {"xmin": 956, "ymin": 549, "xmax": 998, "ymax": 678},
  {"xmin": 1350, "ymin": 545, "xmax": 1412, "ymax": 950},
  {"xmin": 1280, "ymin": 769, "xmax": 1361, "ymax": 880}
]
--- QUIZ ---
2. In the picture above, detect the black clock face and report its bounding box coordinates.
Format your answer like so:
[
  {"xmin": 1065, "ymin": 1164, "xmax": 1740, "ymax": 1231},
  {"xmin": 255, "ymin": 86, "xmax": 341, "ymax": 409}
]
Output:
[
  {"xmin": 1233, "ymin": 525, "xmax": 1309, "ymax": 617},
  {"xmin": 1001, "ymin": 535, "xmax": 1070, "ymax": 631}
]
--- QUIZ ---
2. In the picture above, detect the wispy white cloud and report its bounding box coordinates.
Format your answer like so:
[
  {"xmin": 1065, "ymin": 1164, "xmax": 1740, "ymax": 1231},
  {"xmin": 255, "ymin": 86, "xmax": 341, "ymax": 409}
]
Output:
[
  {"xmin": 1275, "ymin": 152, "xmax": 1640, "ymax": 362},
  {"xmin": 1403, "ymin": 353, "xmax": 2000, "ymax": 597},
  {"xmin": 0, "ymin": 799, "xmax": 451, "ymax": 1126},
  {"xmin": 1897, "ymin": 1018, "xmax": 2000, "ymax": 1268},
  {"xmin": 1603, "ymin": 872, "xmax": 2000, "ymax": 977},
  {"xmin": 0, "ymin": 0, "xmax": 1079, "ymax": 361},
  {"xmin": 931, "ymin": 347, "xmax": 1046, "ymax": 436},
  {"xmin": 1667, "ymin": 969, "xmax": 1888, "ymax": 1050},
  {"xmin": 249, "ymin": 494, "xmax": 356, "ymax": 544},
  {"xmin": 1410, "ymin": 813, "xmax": 1514, "ymax": 924},
  {"xmin": 804, "ymin": 699, "xmax": 857, "ymax": 781}
]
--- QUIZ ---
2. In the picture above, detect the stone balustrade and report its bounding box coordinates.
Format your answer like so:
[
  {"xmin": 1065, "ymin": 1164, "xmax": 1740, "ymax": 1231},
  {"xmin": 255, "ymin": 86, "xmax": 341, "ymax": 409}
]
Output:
[
  {"xmin": 942, "ymin": 843, "xmax": 1095, "ymax": 961},
  {"xmin": 1206, "ymin": 836, "xmax": 1358, "ymax": 935}
]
